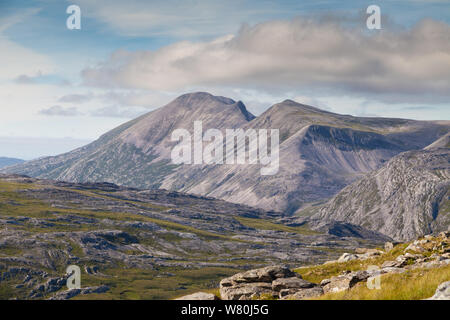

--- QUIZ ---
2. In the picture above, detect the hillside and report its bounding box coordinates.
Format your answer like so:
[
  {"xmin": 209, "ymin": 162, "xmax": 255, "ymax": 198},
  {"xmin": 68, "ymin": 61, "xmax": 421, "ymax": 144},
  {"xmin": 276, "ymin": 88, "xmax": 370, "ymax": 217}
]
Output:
[
  {"xmin": 0, "ymin": 157, "xmax": 24, "ymax": 169},
  {"xmin": 310, "ymin": 148, "xmax": 450, "ymax": 241},
  {"xmin": 2, "ymin": 92, "xmax": 449, "ymax": 213}
]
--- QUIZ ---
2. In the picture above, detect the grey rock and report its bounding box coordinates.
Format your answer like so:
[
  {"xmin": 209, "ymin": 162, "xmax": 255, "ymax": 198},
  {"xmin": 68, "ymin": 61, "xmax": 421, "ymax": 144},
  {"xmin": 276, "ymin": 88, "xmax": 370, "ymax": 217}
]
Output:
[
  {"xmin": 337, "ymin": 253, "xmax": 359, "ymax": 262},
  {"xmin": 312, "ymin": 149, "xmax": 450, "ymax": 241},
  {"xmin": 384, "ymin": 242, "xmax": 394, "ymax": 252},
  {"xmin": 271, "ymin": 277, "xmax": 315, "ymax": 291},
  {"xmin": 220, "ymin": 266, "xmax": 297, "ymax": 287},
  {"xmin": 427, "ymin": 281, "xmax": 450, "ymax": 300},
  {"xmin": 220, "ymin": 282, "xmax": 277, "ymax": 300},
  {"xmin": 322, "ymin": 271, "xmax": 369, "ymax": 294},
  {"xmin": 280, "ymin": 286, "xmax": 324, "ymax": 300}
]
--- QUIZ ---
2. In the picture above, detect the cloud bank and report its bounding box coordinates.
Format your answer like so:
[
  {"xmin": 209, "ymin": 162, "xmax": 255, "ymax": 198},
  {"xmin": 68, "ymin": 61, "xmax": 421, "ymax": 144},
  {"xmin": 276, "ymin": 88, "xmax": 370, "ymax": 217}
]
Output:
[{"xmin": 82, "ymin": 17, "xmax": 450, "ymax": 104}]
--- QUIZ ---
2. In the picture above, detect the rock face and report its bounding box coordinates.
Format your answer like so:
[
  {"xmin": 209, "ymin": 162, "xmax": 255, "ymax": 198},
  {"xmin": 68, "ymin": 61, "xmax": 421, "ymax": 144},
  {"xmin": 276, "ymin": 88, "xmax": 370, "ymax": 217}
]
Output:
[
  {"xmin": 219, "ymin": 266, "xmax": 322, "ymax": 300},
  {"xmin": 311, "ymin": 148, "xmax": 450, "ymax": 241},
  {"xmin": 427, "ymin": 281, "xmax": 450, "ymax": 300},
  {"xmin": 3, "ymin": 92, "xmax": 448, "ymax": 213}
]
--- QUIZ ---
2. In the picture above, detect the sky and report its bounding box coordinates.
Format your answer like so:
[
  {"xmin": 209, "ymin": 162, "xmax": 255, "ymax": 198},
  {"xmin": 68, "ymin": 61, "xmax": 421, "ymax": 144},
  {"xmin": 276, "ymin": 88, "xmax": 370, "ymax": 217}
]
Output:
[{"xmin": 0, "ymin": 0, "xmax": 449, "ymax": 159}]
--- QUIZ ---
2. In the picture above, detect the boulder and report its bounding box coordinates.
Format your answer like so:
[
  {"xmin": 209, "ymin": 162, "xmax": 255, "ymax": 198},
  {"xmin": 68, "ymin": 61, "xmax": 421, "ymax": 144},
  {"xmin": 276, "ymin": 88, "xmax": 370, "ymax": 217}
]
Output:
[
  {"xmin": 272, "ymin": 277, "xmax": 315, "ymax": 291},
  {"xmin": 220, "ymin": 266, "xmax": 297, "ymax": 287},
  {"xmin": 219, "ymin": 265, "xmax": 322, "ymax": 300},
  {"xmin": 220, "ymin": 282, "xmax": 277, "ymax": 300},
  {"xmin": 280, "ymin": 287, "xmax": 324, "ymax": 300},
  {"xmin": 427, "ymin": 281, "xmax": 450, "ymax": 300},
  {"xmin": 337, "ymin": 253, "xmax": 359, "ymax": 263},
  {"xmin": 438, "ymin": 231, "xmax": 450, "ymax": 239},
  {"xmin": 175, "ymin": 292, "xmax": 218, "ymax": 300},
  {"xmin": 322, "ymin": 271, "xmax": 369, "ymax": 294}
]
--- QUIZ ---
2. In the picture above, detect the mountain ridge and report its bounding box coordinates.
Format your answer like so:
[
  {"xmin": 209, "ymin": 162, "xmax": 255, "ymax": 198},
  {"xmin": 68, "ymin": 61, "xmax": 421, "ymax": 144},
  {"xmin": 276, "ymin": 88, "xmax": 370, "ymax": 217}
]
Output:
[
  {"xmin": 310, "ymin": 147, "xmax": 450, "ymax": 241},
  {"xmin": 2, "ymin": 92, "xmax": 449, "ymax": 214}
]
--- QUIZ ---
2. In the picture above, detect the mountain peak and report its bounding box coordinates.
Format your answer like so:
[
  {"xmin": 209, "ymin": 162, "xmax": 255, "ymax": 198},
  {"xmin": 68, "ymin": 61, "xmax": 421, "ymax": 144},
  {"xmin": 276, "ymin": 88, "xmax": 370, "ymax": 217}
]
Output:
[{"xmin": 173, "ymin": 92, "xmax": 236, "ymax": 106}]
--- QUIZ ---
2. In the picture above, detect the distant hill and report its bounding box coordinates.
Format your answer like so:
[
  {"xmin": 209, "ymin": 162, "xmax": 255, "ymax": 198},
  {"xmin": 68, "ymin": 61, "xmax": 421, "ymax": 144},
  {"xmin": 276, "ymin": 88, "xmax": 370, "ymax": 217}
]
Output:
[
  {"xmin": 2, "ymin": 92, "xmax": 449, "ymax": 213},
  {"xmin": 0, "ymin": 157, "xmax": 24, "ymax": 169}
]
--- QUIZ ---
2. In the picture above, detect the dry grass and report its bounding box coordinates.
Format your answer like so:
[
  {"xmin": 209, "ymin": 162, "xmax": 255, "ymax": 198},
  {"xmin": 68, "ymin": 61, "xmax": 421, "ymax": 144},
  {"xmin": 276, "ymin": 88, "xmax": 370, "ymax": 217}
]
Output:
[
  {"xmin": 295, "ymin": 244, "xmax": 408, "ymax": 284},
  {"xmin": 314, "ymin": 264, "xmax": 450, "ymax": 300}
]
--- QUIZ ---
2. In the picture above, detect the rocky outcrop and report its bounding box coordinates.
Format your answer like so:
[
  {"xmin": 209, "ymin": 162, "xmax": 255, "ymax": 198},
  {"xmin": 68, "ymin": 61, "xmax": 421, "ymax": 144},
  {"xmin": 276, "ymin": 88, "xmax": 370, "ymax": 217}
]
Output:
[
  {"xmin": 219, "ymin": 266, "xmax": 322, "ymax": 300},
  {"xmin": 217, "ymin": 232, "xmax": 450, "ymax": 300},
  {"xmin": 427, "ymin": 281, "xmax": 450, "ymax": 300},
  {"xmin": 322, "ymin": 271, "xmax": 370, "ymax": 294}
]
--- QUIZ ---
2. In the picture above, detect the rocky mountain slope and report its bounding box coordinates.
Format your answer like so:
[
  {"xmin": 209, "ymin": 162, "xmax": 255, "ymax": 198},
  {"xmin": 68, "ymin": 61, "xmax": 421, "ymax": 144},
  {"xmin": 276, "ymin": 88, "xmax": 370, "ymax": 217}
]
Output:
[
  {"xmin": 0, "ymin": 157, "xmax": 24, "ymax": 169},
  {"xmin": 310, "ymin": 148, "xmax": 450, "ymax": 241},
  {"xmin": 2, "ymin": 92, "xmax": 449, "ymax": 213},
  {"xmin": 0, "ymin": 174, "xmax": 387, "ymax": 300}
]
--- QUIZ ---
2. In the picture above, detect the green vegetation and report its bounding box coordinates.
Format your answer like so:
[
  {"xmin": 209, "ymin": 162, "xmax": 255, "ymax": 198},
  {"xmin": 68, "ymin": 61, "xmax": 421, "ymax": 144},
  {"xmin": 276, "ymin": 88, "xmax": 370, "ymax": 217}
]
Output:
[{"xmin": 73, "ymin": 266, "xmax": 240, "ymax": 300}]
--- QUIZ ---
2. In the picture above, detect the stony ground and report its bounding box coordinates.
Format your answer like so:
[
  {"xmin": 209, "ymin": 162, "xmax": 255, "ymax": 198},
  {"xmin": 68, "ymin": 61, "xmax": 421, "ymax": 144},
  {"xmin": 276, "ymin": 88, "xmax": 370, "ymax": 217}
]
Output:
[
  {"xmin": 0, "ymin": 174, "xmax": 385, "ymax": 300},
  {"xmin": 180, "ymin": 232, "xmax": 450, "ymax": 300}
]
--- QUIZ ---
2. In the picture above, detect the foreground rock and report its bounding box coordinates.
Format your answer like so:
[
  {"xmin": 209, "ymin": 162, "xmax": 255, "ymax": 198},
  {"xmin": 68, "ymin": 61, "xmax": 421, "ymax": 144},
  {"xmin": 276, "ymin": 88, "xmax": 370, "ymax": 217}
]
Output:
[
  {"xmin": 427, "ymin": 281, "xmax": 450, "ymax": 300},
  {"xmin": 219, "ymin": 266, "xmax": 322, "ymax": 300},
  {"xmin": 322, "ymin": 271, "xmax": 370, "ymax": 294},
  {"xmin": 217, "ymin": 232, "xmax": 450, "ymax": 300}
]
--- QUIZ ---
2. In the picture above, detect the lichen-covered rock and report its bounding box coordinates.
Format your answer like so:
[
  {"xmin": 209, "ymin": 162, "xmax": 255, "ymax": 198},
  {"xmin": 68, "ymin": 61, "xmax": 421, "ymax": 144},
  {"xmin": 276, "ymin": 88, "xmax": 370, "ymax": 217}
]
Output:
[
  {"xmin": 220, "ymin": 266, "xmax": 321, "ymax": 300},
  {"xmin": 280, "ymin": 287, "xmax": 324, "ymax": 300},
  {"xmin": 322, "ymin": 271, "xmax": 369, "ymax": 294},
  {"xmin": 271, "ymin": 277, "xmax": 315, "ymax": 291},
  {"xmin": 220, "ymin": 266, "xmax": 297, "ymax": 287},
  {"xmin": 220, "ymin": 282, "xmax": 277, "ymax": 300},
  {"xmin": 337, "ymin": 253, "xmax": 359, "ymax": 262}
]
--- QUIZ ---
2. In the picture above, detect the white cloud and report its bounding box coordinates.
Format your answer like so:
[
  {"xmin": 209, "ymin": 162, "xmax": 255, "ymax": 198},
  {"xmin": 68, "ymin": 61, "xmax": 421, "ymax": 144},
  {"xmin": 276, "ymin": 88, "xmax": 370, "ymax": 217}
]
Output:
[
  {"xmin": 0, "ymin": 8, "xmax": 54, "ymax": 81},
  {"xmin": 38, "ymin": 105, "xmax": 83, "ymax": 117},
  {"xmin": 82, "ymin": 17, "xmax": 450, "ymax": 104}
]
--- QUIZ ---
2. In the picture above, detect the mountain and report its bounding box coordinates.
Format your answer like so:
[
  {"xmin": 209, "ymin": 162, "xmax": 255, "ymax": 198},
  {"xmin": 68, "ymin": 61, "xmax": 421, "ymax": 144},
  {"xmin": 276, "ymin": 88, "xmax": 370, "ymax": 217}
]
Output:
[
  {"xmin": 2, "ymin": 92, "xmax": 449, "ymax": 213},
  {"xmin": 310, "ymin": 147, "xmax": 450, "ymax": 241},
  {"xmin": 0, "ymin": 157, "xmax": 24, "ymax": 169}
]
